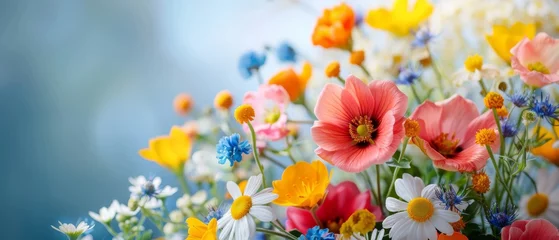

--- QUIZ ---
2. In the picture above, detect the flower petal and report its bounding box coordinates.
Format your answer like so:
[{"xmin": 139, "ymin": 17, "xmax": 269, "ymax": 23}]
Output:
[
  {"xmin": 386, "ymin": 197, "xmax": 409, "ymax": 212},
  {"xmin": 249, "ymin": 205, "xmax": 276, "ymax": 222},
  {"xmin": 226, "ymin": 181, "xmax": 242, "ymax": 199}
]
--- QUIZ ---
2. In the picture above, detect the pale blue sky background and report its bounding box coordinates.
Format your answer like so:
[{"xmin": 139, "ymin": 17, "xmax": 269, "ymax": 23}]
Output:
[{"xmin": 0, "ymin": 0, "xmax": 363, "ymax": 238}]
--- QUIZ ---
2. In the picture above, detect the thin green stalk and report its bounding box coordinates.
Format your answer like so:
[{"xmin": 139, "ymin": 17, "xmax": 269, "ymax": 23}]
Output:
[
  {"xmin": 102, "ymin": 223, "xmax": 118, "ymax": 237},
  {"xmin": 285, "ymin": 138, "xmax": 297, "ymax": 164},
  {"xmin": 175, "ymin": 169, "xmax": 190, "ymax": 195},
  {"xmin": 376, "ymin": 165, "xmax": 383, "ymax": 212},
  {"xmin": 492, "ymin": 109, "xmax": 506, "ymax": 155},
  {"xmin": 287, "ymin": 120, "xmax": 314, "ymax": 124},
  {"xmin": 310, "ymin": 207, "xmax": 324, "ymax": 228},
  {"xmin": 479, "ymin": 79, "xmax": 489, "ymax": 96},
  {"xmin": 256, "ymin": 227, "xmax": 297, "ymax": 240},
  {"xmin": 387, "ymin": 138, "xmax": 409, "ymax": 197},
  {"xmin": 358, "ymin": 64, "xmax": 372, "ymax": 78},
  {"xmin": 410, "ymin": 84, "xmax": 422, "ymax": 104},
  {"xmin": 425, "ymin": 45, "xmax": 445, "ymax": 97},
  {"xmin": 262, "ymin": 153, "xmax": 288, "ymax": 169},
  {"xmin": 486, "ymin": 146, "xmax": 514, "ymax": 204},
  {"xmin": 362, "ymin": 171, "xmax": 379, "ymax": 206},
  {"xmin": 336, "ymin": 76, "xmax": 346, "ymax": 84},
  {"xmin": 247, "ymin": 122, "xmax": 267, "ymax": 187}
]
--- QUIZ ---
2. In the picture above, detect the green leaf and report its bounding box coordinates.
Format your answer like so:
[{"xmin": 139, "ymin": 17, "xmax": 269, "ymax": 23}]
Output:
[
  {"xmin": 289, "ymin": 229, "xmax": 302, "ymax": 238},
  {"xmin": 138, "ymin": 230, "xmax": 153, "ymax": 240}
]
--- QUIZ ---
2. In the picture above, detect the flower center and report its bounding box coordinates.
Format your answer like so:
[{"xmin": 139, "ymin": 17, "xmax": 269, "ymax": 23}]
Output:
[
  {"xmin": 230, "ymin": 195, "xmax": 252, "ymax": 220},
  {"xmin": 326, "ymin": 218, "xmax": 343, "ymax": 233},
  {"xmin": 528, "ymin": 62, "xmax": 550, "ymax": 74},
  {"xmin": 432, "ymin": 133, "xmax": 461, "ymax": 157},
  {"xmin": 264, "ymin": 108, "xmax": 281, "ymax": 124},
  {"xmin": 407, "ymin": 197, "xmax": 435, "ymax": 222},
  {"xmin": 349, "ymin": 116, "xmax": 377, "ymax": 146},
  {"xmin": 464, "ymin": 54, "xmax": 483, "ymax": 72},
  {"xmin": 527, "ymin": 193, "xmax": 549, "ymax": 217},
  {"xmin": 142, "ymin": 182, "xmax": 156, "ymax": 196}
]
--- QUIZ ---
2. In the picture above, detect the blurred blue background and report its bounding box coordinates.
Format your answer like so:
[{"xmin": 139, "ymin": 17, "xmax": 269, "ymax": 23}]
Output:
[{"xmin": 0, "ymin": 0, "xmax": 352, "ymax": 238}]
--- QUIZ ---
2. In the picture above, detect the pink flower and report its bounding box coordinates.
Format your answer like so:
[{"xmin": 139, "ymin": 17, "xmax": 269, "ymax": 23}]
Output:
[
  {"xmin": 511, "ymin": 32, "xmax": 559, "ymax": 88},
  {"xmin": 243, "ymin": 84, "xmax": 290, "ymax": 141},
  {"xmin": 409, "ymin": 95, "xmax": 499, "ymax": 172},
  {"xmin": 311, "ymin": 75, "xmax": 408, "ymax": 172},
  {"xmin": 502, "ymin": 219, "xmax": 559, "ymax": 240},
  {"xmin": 285, "ymin": 181, "xmax": 383, "ymax": 234}
]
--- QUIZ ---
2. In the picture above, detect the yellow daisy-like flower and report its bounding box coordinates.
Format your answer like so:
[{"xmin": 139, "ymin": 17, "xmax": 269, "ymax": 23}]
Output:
[
  {"xmin": 347, "ymin": 209, "xmax": 376, "ymax": 235},
  {"xmin": 484, "ymin": 92, "xmax": 504, "ymax": 109},
  {"xmin": 186, "ymin": 217, "xmax": 217, "ymax": 240},
  {"xmin": 234, "ymin": 104, "xmax": 255, "ymax": 124},
  {"xmin": 214, "ymin": 90, "xmax": 233, "ymax": 110},
  {"xmin": 139, "ymin": 126, "xmax": 192, "ymax": 172},
  {"xmin": 272, "ymin": 161, "xmax": 330, "ymax": 208},
  {"xmin": 496, "ymin": 106, "xmax": 508, "ymax": 118},
  {"xmin": 349, "ymin": 50, "xmax": 365, "ymax": 65},
  {"xmin": 475, "ymin": 128, "xmax": 497, "ymax": 146},
  {"xmin": 472, "ymin": 171, "xmax": 491, "ymax": 194},
  {"xmin": 486, "ymin": 22, "xmax": 536, "ymax": 63},
  {"xmin": 366, "ymin": 0, "xmax": 433, "ymax": 37},
  {"xmin": 269, "ymin": 62, "xmax": 313, "ymax": 101},
  {"xmin": 325, "ymin": 61, "xmax": 341, "ymax": 78}
]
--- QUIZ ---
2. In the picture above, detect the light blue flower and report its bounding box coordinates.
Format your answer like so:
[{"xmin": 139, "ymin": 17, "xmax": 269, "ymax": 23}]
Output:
[
  {"xmin": 216, "ymin": 133, "xmax": 252, "ymax": 166},
  {"xmin": 412, "ymin": 28, "xmax": 436, "ymax": 48},
  {"xmin": 276, "ymin": 42, "xmax": 296, "ymax": 63},
  {"xmin": 530, "ymin": 93, "xmax": 559, "ymax": 122},
  {"xmin": 298, "ymin": 226, "xmax": 335, "ymax": 240},
  {"xmin": 396, "ymin": 65, "xmax": 421, "ymax": 85},
  {"xmin": 238, "ymin": 51, "xmax": 266, "ymax": 79}
]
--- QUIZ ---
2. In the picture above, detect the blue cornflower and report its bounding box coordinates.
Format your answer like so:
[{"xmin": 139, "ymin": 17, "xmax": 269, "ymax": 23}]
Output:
[
  {"xmin": 435, "ymin": 185, "xmax": 471, "ymax": 212},
  {"xmin": 488, "ymin": 204, "xmax": 517, "ymax": 230},
  {"xmin": 501, "ymin": 119, "xmax": 519, "ymax": 138},
  {"xmin": 204, "ymin": 204, "xmax": 228, "ymax": 223},
  {"xmin": 530, "ymin": 93, "xmax": 559, "ymax": 122},
  {"xmin": 506, "ymin": 92, "xmax": 529, "ymax": 107},
  {"xmin": 298, "ymin": 226, "xmax": 335, "ymax": 240},
  {"xmin": 395, "ymin": 65, "xmax": 421, "ymax": 85},
  {"xmin": 355, "ymin": 11, "xmax": 364, "ymax": 26},
  {"xmin": 412, "ymin": 28, "xmax": 436, "ymax": 48},
  {"xmin": 276, "ymin": 42, "xmax": 297, "ymax": 63},
  {"xmin": 238, "ymin": 51, "xmax": 267, "ymax": 79},
  {"xmin": 216, "ymin": 133, "xmax": 252, "ymax": 166}
]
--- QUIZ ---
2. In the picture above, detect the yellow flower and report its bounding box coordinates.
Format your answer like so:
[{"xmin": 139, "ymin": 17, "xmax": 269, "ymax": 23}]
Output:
[
  {"xmin": 532, "ymin": 125, "xmax": 559, "ymax": 166},
  {"xmin": 186, "ymin": 217, "xmax": 217, "ymax": 240},
  {"xmin": 496, "ymin": 106, "xmax": 508, "ymax": 118},
  {"xmin": 472, "ymin": 171, "xmax": 490, "ymax": 194},
  {"xmin": 139, "ymin": 126, "xmax": 192, "ymax": 172},
  {"xmin": 269, "ymin": 62, "xmax": 313, "ymax": 101},
  {"xmin": 349, "ymin": 50, "xmax": 365, "ymax": 65},
  {"xmin": 325, "ymin": 61, "xmax": 341, "ymax": 78},
  {"xmin": 486, "ymin": 22, "xmax": 536, "ymax": 63},
  {"xmin": 340, "ymin": 221, "xmax": 354, "ymax": 239},
  {"xmin": 366, "ymin": 0, "xmax": 433, "ymax": 37},
  {"xmin": 484, "ymin": 92, "xmax": 504, "ymax": 109},
  {"xmin": 475, "ymin": 128, "xmax": 497, "ymax": 146},
  {"xmin": 174, "ymin": 93, "xmax": 194, "ymax": 116},
  {"xmin": 464, "ymin": 54, "xmax": 483, "ymax": 73},
  {"xmin": 272, "ymin": 161, "xmax": 330, "ymax": 208},
  {"xmin": 346, "ymin": 209, "xmax": 376, "ymax": 235},
  {"xmin": 214, "ymin": 90, "xmax": 233, "ymax": 110},
  {"xmin": 404, "ymin": 119, "xmax": 420, "ymax": 138},
  {"xmin": 234, "ymin": 104, "xmax": 255, "ymax": 124}
]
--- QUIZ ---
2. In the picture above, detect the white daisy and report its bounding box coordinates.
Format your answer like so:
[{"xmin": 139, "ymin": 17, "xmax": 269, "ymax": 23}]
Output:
[
  {"xmin": 115, "ymin": 202, "xmax": 139, "ymax": 218},
  {"xmin": 518, "ymin": 168, "xmax": 559, "ymax": 226},
  {"xmin": 51, "ymin": 221, "xmax": 94, "ymax": 240},
  {"xmin": 383, "ymin": 173, "xmax": 460, "ymax": 240},
  {"xmin": 218, "ymin": 174, "xmax": 278, "ymax": 240},
  {"xmin": 128, "ymin": 176, "xmax": 177, "ymax": 199},
  {"xmin": 89, "ymin": 200, "xmax": 119, "ymax": 224},
  {"xmin": 338, "ymin": 229, "xmax": 384, "ymax": 240},
  {"xmin": 453, "ymin": 54, "xmax": 500, "ymax": 86},
  {"xmin": 187, "ymin": 148, "xmax": 232, "ymax": 182}
]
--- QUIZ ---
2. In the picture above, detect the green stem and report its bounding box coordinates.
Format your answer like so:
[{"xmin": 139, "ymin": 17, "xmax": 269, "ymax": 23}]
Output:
[
  {"xmin": 262, "ymin": 153, "xmax": 288, "ymax": 169},
  {"xmin": 247, "ymin": 121, "xmax": 267, "ymax": 187},
  {"xmin": 486, "ymin": 146, "xmax": 514, "ymax": 205},
  {"xmin": 479, "ymin": 79, "xmax": 489, "ymax": 96},
  {"xmin": 410, "ymin": 84, "xmax": 422, "ymax": 104},
  {"xmin": 425, "ymin": 45, "xmax": 445, "ymax": 97},
  {"xmin": 310, "ymin": 207, "xmax": 324, "ymax": 228},
  {"xmin": 175, "ymin": 169, "xmax": 190, "ymax": 195},
  {"xmin": 287, "ymin": 120, "xmax": 314, "ymax": 124},
  {"xmin": 285, "ymin": 138, "xmax": 297, "ymax": 164},
  {"xmin": 375, "ymin": 165, "xmax": 383, "ymax": 213},
  {"xmin": 358, "ymin": 64, "xmax": 372, "ymax": 78},
  {"xmin": 387, "ymin": 138, "xmax": 409, "ymax": 197},
  {"xmin": 256, "ymin": 228, "xmax": 297, "ymax": 240},
  {"xmin": 336, "ymin": 76, "xmax": 346, "ymax": 84},
  {"xmin": 492, "ymin": 109, "xmax": 506, "ymax": 155}
]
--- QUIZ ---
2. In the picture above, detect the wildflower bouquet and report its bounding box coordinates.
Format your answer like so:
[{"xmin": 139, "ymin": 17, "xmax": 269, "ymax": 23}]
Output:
[{"xmin": 52, "ymin": 0, "xmax": 559, "ymax": 240}]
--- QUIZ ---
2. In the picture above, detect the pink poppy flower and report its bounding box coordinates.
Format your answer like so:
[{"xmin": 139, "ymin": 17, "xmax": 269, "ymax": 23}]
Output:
[
  {"xmin": 311, "ymin": 75, "xmax": 408, "ymax": 172},
  {"xmin": 511, "ymin": 32, "xmax": 559, "ymax": 87},
  {"xmin": 285, "ymin": 181, "xmax": 383, "ymax": 234},
  {"xmin": 243, "ymin": 84, "xmax": 290, "ymax": 141},
  {"xmin": 409, "ymin": 95, "xmax": 499, "ymax": 172},
  {"xmin": 502, "ymin": 219, "xmax": 559, "ymax": 240}
]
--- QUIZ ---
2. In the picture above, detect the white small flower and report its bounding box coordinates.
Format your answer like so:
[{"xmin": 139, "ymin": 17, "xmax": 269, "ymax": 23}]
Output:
[
  {"xmin": 128, "ymin": 176, "xmax": 177, "ymax": 199},
  {"xmin": 115, "ymin": 203, "xmax": 139, "ymax": 217},
  {"xmin": 518, "ymin": 168, "xmax": 559, "ymax": 225},
  {"xmin": 163, "ymin": 222, "xmax": 178, "ymax": 235},
  {"xmin": 51, "ymin": 221, "xmax": 94, "ymax": 240},
  {"xmin": 169, "ymin": 210, "xmax": 184, "ymax": 222},
  {"xmin": 89, "ymin": 200, "xmax": 119, "ymax": 224},
  {"xmin": 187, "ymin": 148, "xmax": 231, "ymax": 182},
  {"xmin": 81, "ymin": 235, "xmax": 93, "ymax": 240},
  {"xmin": 453, "ymin": 55, "xmax": 500, "ymax": 86},
  {"xmin": 218, "ymin": 174, "xmax": 278, "ymax": 240},
  {"xmin": 383, "ymin": 173, "xmax": 460, "ymax": 240},
  {"xmin": 176, "ymin": 190, "xmax": 208, "ymax": 212},
  {"xmin": 139, "ymin": 197, "xmax": 162, "ymax": 209}
]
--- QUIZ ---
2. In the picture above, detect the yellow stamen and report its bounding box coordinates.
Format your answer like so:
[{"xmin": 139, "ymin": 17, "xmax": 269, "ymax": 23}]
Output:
[
  {"xmin": 527, "ymin": 193, "xmax": 549, "ymax": 217},
  {"xmin": 264, "ymin": 108, "xmax": 281, "ymax": 124},
  {"xmin": 464, "ymin": 54, "xmax": 483, "ymax": 72},
  {"xmin": 432, "ymin": 133, "xmax": 460, "ymax": 157},
  {"xmin": 349, "ymin": 116, "xmax": 376, "ymax": 145},
  {"xmin": 407, "ymin": 197, "xmax": 435, "ymax": 222},
  {"xmin": 230, "ymin": 195, "xmax": 252, "ymax": 220},
  {"xmin": 404, "ymin": 119, "xmax": 420, "ymax": 138},
  {"xmin": 528, "ymin": 62, "xmax": 550, "ymax": 74}
]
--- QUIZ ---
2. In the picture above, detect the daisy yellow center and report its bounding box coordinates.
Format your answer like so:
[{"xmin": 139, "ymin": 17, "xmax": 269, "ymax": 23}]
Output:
[
  {"xmin": 464, "ymin": 55, "xmax": 483, "ymax": 72},
  {"xmin": 407, "ymin": 197, "xmax": 435, "ymax": 222},
  {"xmin": 527, "ymin": 193, "xmax": 549, "ymax": 217},
  {"xmin": 432, "ymin": 133, "xmax": 460, "ymax": 157},
  {"xmin": 349, "ymin": 116, "xmax": 377, "ymax": 145},
  {"xmin": 231, "ymin": 195, "xmax": 252, "ymax": 220},
  {"xmin": 264, "ymin": 108, "xmax": 281, "ymax": 124},
  {"xmin": 528, "ymin": 62, "xmax": 550, "ymax": 74}
]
